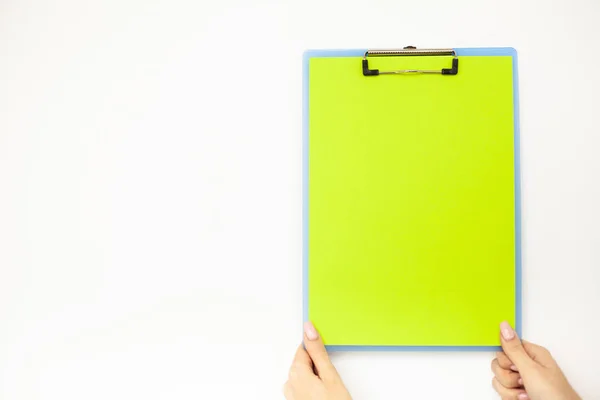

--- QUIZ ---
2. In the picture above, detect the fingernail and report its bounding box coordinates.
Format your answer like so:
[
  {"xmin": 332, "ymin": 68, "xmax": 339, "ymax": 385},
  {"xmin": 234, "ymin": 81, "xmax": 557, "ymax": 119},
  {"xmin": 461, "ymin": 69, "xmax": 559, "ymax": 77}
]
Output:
[
  {"xmin": 518, "ymin": 378, "xmax": 523, "ymax": 385},
  {"xmin": 500, "ymin": 321, "xmax": 515, "ymax": 340},
  {"xmin": 304, "ymin": 321, "xmax": 319, "ymax": 341},
  {"xmin": 518, "ymin": 393, "xmax": 529, "ymax": 400},
  {"xmin": 510, "ymin": 365, "xmax": 519, "ymax": 372}
]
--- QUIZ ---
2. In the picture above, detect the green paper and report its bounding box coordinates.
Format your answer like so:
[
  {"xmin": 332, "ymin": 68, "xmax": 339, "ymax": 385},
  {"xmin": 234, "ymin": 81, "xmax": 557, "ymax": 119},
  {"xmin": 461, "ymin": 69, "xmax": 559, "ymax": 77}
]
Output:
[{"xmin": 308, "ymin": 55, "xmax": 516, "ymax": 346}]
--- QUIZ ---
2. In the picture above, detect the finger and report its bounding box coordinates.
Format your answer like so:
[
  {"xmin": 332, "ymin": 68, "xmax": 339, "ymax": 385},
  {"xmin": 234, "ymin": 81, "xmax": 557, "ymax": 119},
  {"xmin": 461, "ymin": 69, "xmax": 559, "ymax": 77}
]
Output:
[
  {"xmin": 522, "ymin": 340, "xmax": 554, "ymax": 366},
  {"xmin": 292, "ymin": 344, "xmax": 313, "ymax": 369},
  {"xmin": 500, "ymin": 321, "xmax": 534, "ymax": 370},
  {"xmin": 492, "ymin": 377, "xmax": 529, "ymax": 400},
  {"xmin": 496, "ymin": 351, "xmax": 519, "ymax": 372},
  {"xmin": 303, "ymin": 321, "xmax": 338, "ymax": 381},
  {"xmin": 491, "ymin": 359, "xmax": 523, "ymax": 389},
  {"xmin": 289, "ymin": 345, "xmax": 314, "ymax": 381},
  {"xmin": 283, "ymin": 381, "xmax": 294, "ymax": 400}
]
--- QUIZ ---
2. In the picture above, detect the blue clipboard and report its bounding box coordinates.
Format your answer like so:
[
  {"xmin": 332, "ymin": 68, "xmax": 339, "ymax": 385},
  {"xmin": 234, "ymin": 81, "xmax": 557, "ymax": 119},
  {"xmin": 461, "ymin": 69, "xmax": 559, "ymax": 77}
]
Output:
[{"xmin": 303, "ymin": 47, "xmax": 522, "ymax": 351}]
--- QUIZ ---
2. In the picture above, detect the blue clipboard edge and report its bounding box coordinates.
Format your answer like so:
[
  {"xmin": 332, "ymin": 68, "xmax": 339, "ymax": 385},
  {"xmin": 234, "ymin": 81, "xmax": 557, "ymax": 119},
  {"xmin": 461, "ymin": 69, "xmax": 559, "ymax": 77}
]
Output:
[{"xmin": 302, "ymin": 48, "xmax": 522, "ymax": 352}]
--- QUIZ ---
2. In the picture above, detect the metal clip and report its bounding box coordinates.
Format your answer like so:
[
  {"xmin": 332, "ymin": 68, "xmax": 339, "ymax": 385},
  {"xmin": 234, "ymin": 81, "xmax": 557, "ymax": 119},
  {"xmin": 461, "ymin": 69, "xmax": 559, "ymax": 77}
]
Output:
[{"xmin": 362, "ymin": 47, "xmax": 459, "ymax": 76}]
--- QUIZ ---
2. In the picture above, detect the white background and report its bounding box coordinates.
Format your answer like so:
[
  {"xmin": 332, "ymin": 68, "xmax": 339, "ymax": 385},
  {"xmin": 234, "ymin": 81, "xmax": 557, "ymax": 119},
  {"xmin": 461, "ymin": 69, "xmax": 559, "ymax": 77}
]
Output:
[{"xmin": 1, "ymin": 0, "xmax": 599, "ymax": 398}]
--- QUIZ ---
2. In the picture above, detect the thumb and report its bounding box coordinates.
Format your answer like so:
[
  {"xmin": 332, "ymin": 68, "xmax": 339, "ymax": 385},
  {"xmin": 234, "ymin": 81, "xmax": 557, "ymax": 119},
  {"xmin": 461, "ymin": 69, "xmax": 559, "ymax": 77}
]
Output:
[
  {"xmin": 499, "ymin": 321, "xmax": 534, "ymax": 370},
  {"xmin": 523, "ymin": 340, "xmax": 555, "ymax": 367},
  {"xmin": 303, "ymin": 321, "xmax": 338, "ymax": 381}
]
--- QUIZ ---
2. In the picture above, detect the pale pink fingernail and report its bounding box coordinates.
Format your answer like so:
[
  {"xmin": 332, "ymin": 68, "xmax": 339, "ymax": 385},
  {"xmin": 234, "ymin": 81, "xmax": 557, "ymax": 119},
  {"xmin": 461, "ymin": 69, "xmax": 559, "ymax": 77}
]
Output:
[
  {"xmin": 518, "ymin": 378, "xmax": 524, "ymax": 385},
  {"xmin": 510, "ymin": 365, "xmax": 519, "ymax": 372},
  {"xmin": 304, "ymin": 321, "xmax": 319, "ymax": 341},
  {"xmin": 518, "ymin": 393, "xmax": 529, "ymax": 400},
  {"xmin": 500, "ymin": 321, "xmax": 515, "ymax": 340}
]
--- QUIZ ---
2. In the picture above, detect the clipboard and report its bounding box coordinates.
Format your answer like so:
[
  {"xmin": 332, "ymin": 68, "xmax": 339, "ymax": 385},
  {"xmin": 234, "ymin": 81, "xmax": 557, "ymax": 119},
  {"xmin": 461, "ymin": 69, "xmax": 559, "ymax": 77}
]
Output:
[{"xmin": 303, "ymin": 47, "xmax": 522, "ymax": 351}]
